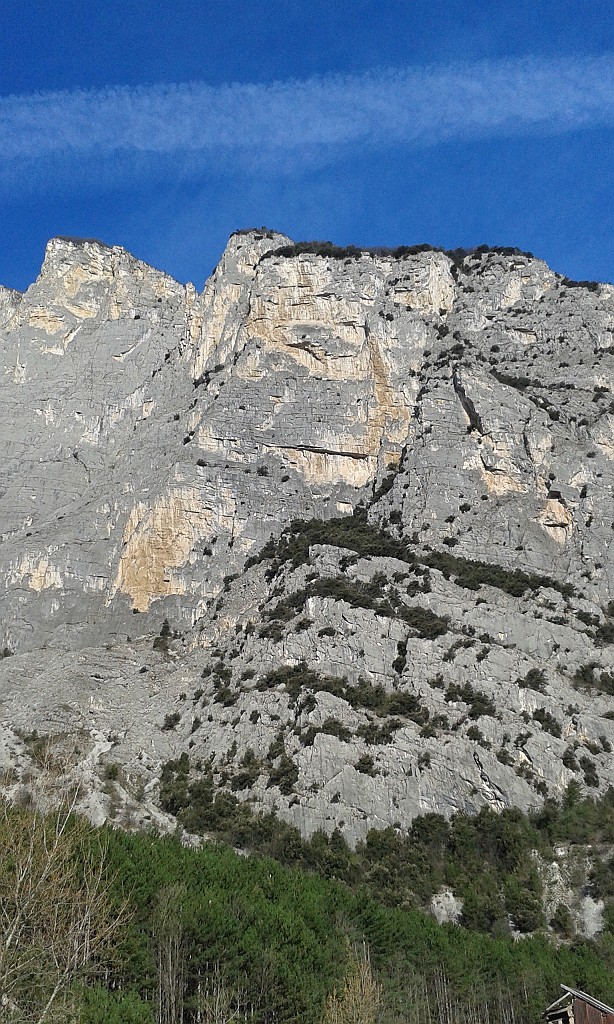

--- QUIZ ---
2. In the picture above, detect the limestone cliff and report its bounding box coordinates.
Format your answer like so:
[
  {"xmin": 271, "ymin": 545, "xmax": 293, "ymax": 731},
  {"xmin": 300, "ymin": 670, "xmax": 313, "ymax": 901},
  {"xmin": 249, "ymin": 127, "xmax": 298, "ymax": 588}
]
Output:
[{"xmin": 0, "ymin": 231, "xmax": 613, "ymax": 874}]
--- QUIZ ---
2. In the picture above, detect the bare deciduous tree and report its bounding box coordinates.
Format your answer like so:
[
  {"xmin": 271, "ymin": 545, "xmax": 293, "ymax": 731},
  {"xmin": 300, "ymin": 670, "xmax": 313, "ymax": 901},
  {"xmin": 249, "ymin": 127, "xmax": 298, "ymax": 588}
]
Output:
[
  {"xmin": 0, "ymin": 789, "xmax": 123, "ymax": 1023},
  {"xmin": 194, "ymin": 961, "xmax": 252, "ymax": 1024},
  {"xmin": 321, "ymin": 943, "xmax": 382, "ymax": 1024},
  {"xmin": 153, "ymin": 882, "xmax": 186, "ymax": 1024}
]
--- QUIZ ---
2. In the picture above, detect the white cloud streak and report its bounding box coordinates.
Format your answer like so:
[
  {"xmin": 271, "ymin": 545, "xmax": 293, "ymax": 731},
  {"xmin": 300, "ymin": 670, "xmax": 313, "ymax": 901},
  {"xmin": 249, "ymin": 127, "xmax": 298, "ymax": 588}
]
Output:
[{"xmin": 2, "ymin": 54, "xmax": 614, "ymax": 166}]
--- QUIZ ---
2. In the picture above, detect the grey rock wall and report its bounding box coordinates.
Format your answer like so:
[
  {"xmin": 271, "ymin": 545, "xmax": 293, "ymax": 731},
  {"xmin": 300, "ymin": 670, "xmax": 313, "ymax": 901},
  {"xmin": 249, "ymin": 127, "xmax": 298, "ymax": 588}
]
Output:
[{"xmin": 0, "ymin": 231, "xmax": 613, "ymax": 859}]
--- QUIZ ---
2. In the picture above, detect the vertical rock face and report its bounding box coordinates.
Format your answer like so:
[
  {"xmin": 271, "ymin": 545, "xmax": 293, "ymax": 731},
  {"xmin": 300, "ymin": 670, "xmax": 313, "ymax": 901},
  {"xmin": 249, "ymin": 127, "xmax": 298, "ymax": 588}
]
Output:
[
  {"xmin": 0, "ymin": 230, "xmax": 614, "ymax": 851},
  {"xmin": 0, "ymin": 237, "xmax": 194, "ymax": 647},
  {"xmin": 0, "ymin": 232, "xmax": 467, "ymax": 650}
]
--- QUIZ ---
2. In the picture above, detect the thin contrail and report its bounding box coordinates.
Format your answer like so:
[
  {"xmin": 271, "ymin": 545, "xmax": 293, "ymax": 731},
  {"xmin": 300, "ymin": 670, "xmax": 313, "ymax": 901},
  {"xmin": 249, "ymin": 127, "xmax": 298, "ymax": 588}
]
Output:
[{"xmin": 1, "ymin": 54, "xmax": 613, "ymax": 165}]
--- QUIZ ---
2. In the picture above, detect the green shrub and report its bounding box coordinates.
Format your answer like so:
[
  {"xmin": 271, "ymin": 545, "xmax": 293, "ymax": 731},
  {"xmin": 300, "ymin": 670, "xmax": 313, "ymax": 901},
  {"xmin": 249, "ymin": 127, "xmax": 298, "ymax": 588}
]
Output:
[
  {"xmin": 267, "ymin": 731, "xmax": 286, "ymax": 761},
  {"xmin": 532, "ymin": 708, "xmax": 562, "ymax": 738},
  {"xmin": 258, "ymin": 663, "xmax": 346, "ymax": 703},
  {"xmin": 302, "ymin": 718, "xmax": 353, "ymax": 746},
  {"xmin": 259, "ymin": 621, "xmax": 285, "ymax": 641},
  {"xmin": 491, "ymin": 368, "xmax": 534, "ymax": 389},
  {"xmin": 577, "ymin": 610, "xmax": 600, "ymax": 627},
  {"xmin": 423, "ymin": 550, "xmax": 574, "ymax": 598},
  {"xmin": 231, "ymin": 750, "xmax": 261, "ymax": 791},
  {"xmin": 256, "ymin": 664, "xmax": 430, "ymax": 727},
  {"xmin": 355, "ymin": 754, "xmax": 377, "ymax": 776},
  {"xmin": 392, "ymin": 639, "xmax": 407, "ymax": 674},
  {"xmin": 579, "ymin": 755, "xmax": 599, "ymax": 788},
  {"xmin": 504, "ymin": 871, "xmax": 545, "ymax": 931},
  {"xmin": 153, "ymin": 618, "xmax": 175, "ymax": 653},
  {"xmin": 161, "ymin": 711, "xmax": 181, "ymax": 731},
  {"xmin": 574, "ymin": 663, "xmax": 599, "ymax": 688},
  {"xmin": 268, "ymin": 755, "xmax": 299, "ymax": 795},
  {"xmin": 320, "ymin": 718, "xmax": 352, "ymax": 741},
  {"xmin": 497, "ymin": 748, "xmax": 514, "ymax": 766},
  {"xmin": 467, "ymin": 725, "xmax": 491, "ymax": 748},
  {"xmin": 356, "ymin": 719, "xmax": 402, "ymax": 744},
  {"xmin": 595, "ymin": 621, "xmax": 614, "ymax": 645},
  {"xmin": 396, "ymin": 603, "xmax": 449, "ymax": 638},
  {"xmin": 445, "ymin": 682, "xmax": 496, "ymax": 719},
  {"xmin": 386, "ymin": 692, "xmax": 429, "ymax": 724},
  {"xmin": 574, "ymin": 664, "xmax": 614, "ymax": 694},
  {"xmin": 245, "ymin": 509, "xmax": 411, "ymax": 571},
  {"xmin": 560, "ymin": 276, "xmax": 601, "ymax": 292},
  {"xmin": 517, "ymin": 668, "xmax": 547, "ymax": 693},
  {"xmin": 550, "ymin": 903, "xmax": 574, "ymax": 937},
  {"xmin": 212, "ymin": 686, "xmax": 239, "ymax": 707}
]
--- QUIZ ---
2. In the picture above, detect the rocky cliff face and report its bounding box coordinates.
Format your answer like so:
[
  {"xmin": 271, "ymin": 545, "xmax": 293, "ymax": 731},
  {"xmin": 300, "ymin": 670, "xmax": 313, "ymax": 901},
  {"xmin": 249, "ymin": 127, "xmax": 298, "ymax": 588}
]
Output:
[{"xmin": 0, "ymin": 231, "xmax": 613, "ymax": 859}]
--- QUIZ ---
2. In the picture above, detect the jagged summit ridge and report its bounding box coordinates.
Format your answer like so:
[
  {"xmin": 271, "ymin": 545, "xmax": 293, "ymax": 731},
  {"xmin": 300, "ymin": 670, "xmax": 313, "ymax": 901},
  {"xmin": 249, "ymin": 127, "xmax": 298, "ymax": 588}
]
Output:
[{"xmin": 0, "ymin": 228, "xmax": 611, "ymax": 648}]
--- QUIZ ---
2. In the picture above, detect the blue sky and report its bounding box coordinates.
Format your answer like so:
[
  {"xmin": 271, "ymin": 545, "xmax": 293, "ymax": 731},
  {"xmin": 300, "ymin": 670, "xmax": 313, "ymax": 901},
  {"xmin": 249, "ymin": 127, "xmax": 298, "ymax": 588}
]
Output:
[{"xmin": 1, "ymin": 1, "xmax": 613, "ymax": 291}]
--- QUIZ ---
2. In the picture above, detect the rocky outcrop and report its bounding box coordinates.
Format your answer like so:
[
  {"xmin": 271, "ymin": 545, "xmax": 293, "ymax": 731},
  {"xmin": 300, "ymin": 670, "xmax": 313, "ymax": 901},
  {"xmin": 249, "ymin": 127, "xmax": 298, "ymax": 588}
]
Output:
[{"xmin": 0, "ymin": 231, "xmax": 613, "ymax": 859}]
